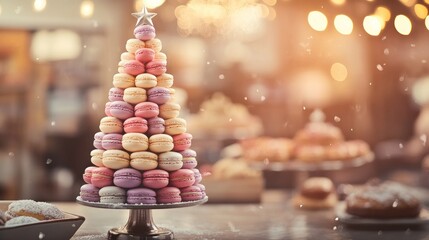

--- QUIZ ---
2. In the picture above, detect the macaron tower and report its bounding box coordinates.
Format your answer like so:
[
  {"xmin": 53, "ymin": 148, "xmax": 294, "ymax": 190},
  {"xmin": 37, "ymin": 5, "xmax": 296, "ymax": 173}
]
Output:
[{"xmin": 79, "ymin": 6, "xmax": 206, "ymax": 205}]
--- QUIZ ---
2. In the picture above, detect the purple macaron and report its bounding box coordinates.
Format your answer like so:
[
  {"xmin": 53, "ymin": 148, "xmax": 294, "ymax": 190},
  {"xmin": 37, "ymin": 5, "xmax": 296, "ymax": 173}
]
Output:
[
  {"xmin": 147, "ymin": 87, "xmax": 170, "ymax": 105},
  {"xmin": 192, "ymin": 169, "xmax": 202, "ymax": 184},
  {"xmin": 127, "ymin": 188, "xmax": 157, "ymax": 204},
  {"xmin": 93, "ymin": 132, "xmax": 105, "ymax": 149},
  {"xmin": 109, "ymin": 88, "xmax": 124, "ymax": 102},
  {"xmin": 109, "ymin": 101, "xmax": 134, "ymax": 120},
  {"xmin": 102, "ymin": 133, "xmax": 123, "ymax": 150},
  {"xmin": 180, "ymin": 149, "xmax": 197, "ymax": 169},
  {"xmin": 80, "ymin": 184, "xmax": 100, "ymax": 202},
  {"xmin": 134, "ymin": 25, "xmax": 156, "ymax": 41},
  {"xmin": 147, "ymin": 117, "xmax": 165, "ymax": 135},
  {"xmin": 113, "ymin": 168, "xmax": 142, "ymax": 189}
]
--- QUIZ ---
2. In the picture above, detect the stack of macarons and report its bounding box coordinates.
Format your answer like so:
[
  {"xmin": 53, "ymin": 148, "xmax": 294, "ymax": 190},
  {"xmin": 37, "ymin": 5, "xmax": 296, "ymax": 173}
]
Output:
[{"xmin": 80, "ymin": 17, "xmax": 206, "ymax": 205}]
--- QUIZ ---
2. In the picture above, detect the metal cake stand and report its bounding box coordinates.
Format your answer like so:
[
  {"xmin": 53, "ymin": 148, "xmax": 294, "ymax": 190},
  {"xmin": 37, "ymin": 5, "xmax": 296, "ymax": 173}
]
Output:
[{"xmin": 76, "ymin": 196, "xmax": 208, "ymax": 240}]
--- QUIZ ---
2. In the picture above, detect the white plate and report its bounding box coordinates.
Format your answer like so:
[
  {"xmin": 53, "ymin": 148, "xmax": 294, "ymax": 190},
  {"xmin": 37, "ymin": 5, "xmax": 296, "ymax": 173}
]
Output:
[{"xmin": 335, "ymin": 202, "xmax": 429, "ymax": 226}]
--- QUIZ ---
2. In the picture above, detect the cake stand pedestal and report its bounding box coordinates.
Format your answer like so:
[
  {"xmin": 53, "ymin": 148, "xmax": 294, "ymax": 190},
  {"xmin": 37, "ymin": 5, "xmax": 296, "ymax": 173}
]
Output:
[{"xmin": 77, "ymin": 196, "xmax": 208, "ymax": 240}]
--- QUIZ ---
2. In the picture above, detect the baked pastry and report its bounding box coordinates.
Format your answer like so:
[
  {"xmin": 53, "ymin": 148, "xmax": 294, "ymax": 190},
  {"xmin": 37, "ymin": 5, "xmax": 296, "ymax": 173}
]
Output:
[
  {"xmin": 345, "ymin": 183, "xmax": 421, "ymax": 219},
  {"xmin": 326, "ymin": 140, "xmax": 371, "ymax": 160},
  {"xmin": 292, "ymin": 177, "xmax": 337, "ymax": 209},
  {"xmin": 6, "ymin": 200, "xmax": 65, "ymax": 221},
  {"xmin": 294, "ymin": 145, "xmax": 327, "ymax": 162},
  {"xmin": 0, "ymin": 210, "xmax": 7, "ymax": 225},
  {"xmin": 240, "ymin": 138, "xmax": 294, "ymax": 162},
  {"xmin": 294, "ymin": 122, "xmax": 344, "ymax": 146}
]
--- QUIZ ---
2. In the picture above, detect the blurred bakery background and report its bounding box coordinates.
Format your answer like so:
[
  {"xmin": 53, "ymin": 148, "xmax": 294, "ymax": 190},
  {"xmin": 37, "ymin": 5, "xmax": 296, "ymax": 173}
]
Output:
[{"xmin": 0, "ymin": 0, "xmax": 429, "ymax": 202}]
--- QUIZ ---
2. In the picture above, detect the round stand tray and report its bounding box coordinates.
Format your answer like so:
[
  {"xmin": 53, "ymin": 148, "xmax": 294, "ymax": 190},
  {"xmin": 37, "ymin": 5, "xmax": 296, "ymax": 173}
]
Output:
[
  {"xmin": 76, "ymin": 196, "xmax": 208, "ymax": 240},
  {"xmin": 249, "ymin": 152, "xmax": 375, "ymax": 172}
]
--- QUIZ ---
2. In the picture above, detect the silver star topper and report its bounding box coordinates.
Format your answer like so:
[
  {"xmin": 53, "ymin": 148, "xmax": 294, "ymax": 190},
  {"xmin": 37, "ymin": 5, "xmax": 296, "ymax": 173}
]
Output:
[{"xmin": 132, "ymin": 5, "xmax": 157, "ymax": 26}]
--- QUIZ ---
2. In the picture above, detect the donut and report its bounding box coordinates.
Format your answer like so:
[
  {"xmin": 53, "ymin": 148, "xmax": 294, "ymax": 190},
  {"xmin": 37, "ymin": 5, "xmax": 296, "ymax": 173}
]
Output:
[{"xmin": 345, "ymin": 184, "xmax": 421, "ymax": 219}]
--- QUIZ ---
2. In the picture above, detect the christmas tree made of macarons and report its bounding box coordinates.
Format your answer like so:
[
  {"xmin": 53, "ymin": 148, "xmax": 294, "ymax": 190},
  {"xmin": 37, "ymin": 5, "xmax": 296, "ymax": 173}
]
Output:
[{"xmin": 79, "ymin": 6, "xmax": 206, "ymax": 205}]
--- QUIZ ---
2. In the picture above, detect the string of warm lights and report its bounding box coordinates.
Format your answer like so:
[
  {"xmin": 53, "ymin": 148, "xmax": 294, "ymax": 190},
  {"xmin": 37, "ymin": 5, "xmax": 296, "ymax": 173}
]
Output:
[{"xmin": 309, "ymin": 0, "xmax": 429, "ymax": 36}]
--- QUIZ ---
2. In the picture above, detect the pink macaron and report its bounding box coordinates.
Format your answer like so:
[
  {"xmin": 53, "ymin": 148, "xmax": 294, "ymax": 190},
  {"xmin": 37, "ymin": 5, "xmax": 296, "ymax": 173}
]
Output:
[
  {"xmin": 134, "ymin": 25, "xmax": 156, "ymax": 41},
  {"xmin": 147, "ymin": 87, "xmax": 170, "ymax": 105},
  {"xmin": 196, "ymin": 184, "xmax": 206, "ymax": 199},
  {"xmin": 109, "ymin": 101, "xmax": 134, "ymax": 120},
  {"xmin": 105, "ymin": 102, "xmax": 112, "ymax": 116},
  {"xmin": 124, "ymin": 117, "xmax": 148, "ymax": 133},
  {"xmin": 83, "ymin": 166, "xmax": 97, "ymax": 184},
  {"xmin": 135, "ymin": 48, "xmax": 155, "ymax": 64},
  {"xmin": 135, "ymin": 102, "xmax": 159, "ymax": 119},
  {"xmin": 169, "ymin": 169, "xmax": 195, "ymax": 188},
  {"xmin": 180, "ymin": 185, "xmax": 203, "ymax": 201},
  {"xmin": 142, "ymin": 169, "xmax": 169, "ymax": 189},
  {"xmin": 157, "ymin": 187, "xmax": 181, "ymax": 204},
  {"xmin": 93, "ymin": 132, "xmax": 105, "ymax": 150},
  {"xmin": 91, "ymin": 167, "xmax": 114, "ymax": 188},
  {"xmin": 173, "ymin": 133, "xmax": 193, "ymax": 151},
  {"xmin": 101, "ymin": 133, "xmax": 123, "ymax": 150},
  {"xmin": 113, "ymin": 168, "xmax": 142, "ymax": 189},
  {"xmin": 109, "ymin": 88, "xmax": 124, "ymax": 102},
  {"xmin": 180, "ymin": 149, "xmax": 197, "ymax": 169},
  {"xmin": 147, "ymin": 117, "xmax": 165, "ymax": 135},
  {"xmin": 80, "ymin": 184, "xmax": 100, "ymax": 202},
  {"xmin": 146, "ymin": 60, "xmax": 167, "ymax": 76},
  {"xmin": 127, "ymin": 188, "xmax": 157, "ymax": 204},
  {"xmin": 123, "ymin": 60, "xmax": 145, "ymax": 76}
]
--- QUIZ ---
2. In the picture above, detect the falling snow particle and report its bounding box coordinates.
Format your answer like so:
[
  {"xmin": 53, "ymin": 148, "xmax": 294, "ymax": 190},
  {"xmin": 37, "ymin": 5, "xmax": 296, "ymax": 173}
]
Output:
[
  {"xmin": 83, "ymin": 45, "xmax": 87, "ymax": 49},
  {"xmin": 422, "ymin": 60, "xmax": 427, "ymax": 64},
  {"xmin": 8, "ymin": 152, "xmax": 15, "ymax": 158},
  {"xmin": 335, "ymin": 217, "xmax": 339, "ymax": 221},
  {"xmin": 382, "ymin": 36, "xmax": 387, "ymax": 40},
  {"xmin": 376, "ymin": 64, "xmax": 384, "ymax": 71},
  {"xmin": 219, "ymin": 74, "xmax": 225, "ymax": 80},
  {"xmin": 229, "ymin": 118, "xmax": 232, "ymax": 122},
  {"xmin": 299, "ymin": 204, "xmax": 303, "ymax": 208},
  {"xmin": 51, "ymin": 121, "xmax": 56, "ymax": 126},
  {"xmin": 206, "ymin": 61, "xmax": 210, "ymax": 65},
  {"xmin": 92, "ymin": 21, "xmax": 99, "ymax": 28},
  {"xmin": 411, "ymin": 43, "xmax": 416, "ymax": 48},
  {"xmin": 92, "ymin": 103, "xmax": 97, "ymax": 110},
  {"xmin": 72, "ymin": 224, "xmax": 76, "ymax": 228},
  {"xmin": 384, "ymin": 48, "xmax": 390, "ymax": 55},
  {"xmin": 399, "ymin": 75, "xmax": 405, "ymax": 82},
  {"xmin": 46, "ymin": 159, "xmax": 53, "ymax": 165},
  {"xmin": 333, "ymin": 226, "xmax": 337, "ymax": 231},
  {"xmin": 303, "ymin": 106, "xmax": 306, "ymax": 110},
  {"xmin": 334, "ymin": 116, "xmax": 341, "ymax": 122},
  {"xmin": 39, "ymin": 232, "xmax": 45, "ymax": 239},
  {"xmin": 244, "ymin": 97, "xmax": 248, "ymax": 101},
  {"xmin": 369, "ymin": 82, "xmax": 372, "ymax": 86},
  {"xmin": 200, "ymin": 108, "xmax": 205, "ymax": 112},
  {"xmin": 260, "ymin": 96, "xmax": 266, "ymax": 101},
  {"xmin": 399, "ymin": 143, "xmax": 403, "ymax": 149},
  {"xmin": 350, "ymin": 128, "xmax": 354, "ymax": 132}
]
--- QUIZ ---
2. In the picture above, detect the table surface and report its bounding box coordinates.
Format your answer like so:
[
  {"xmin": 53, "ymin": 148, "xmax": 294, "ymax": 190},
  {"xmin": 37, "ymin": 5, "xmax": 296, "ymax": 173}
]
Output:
[{"xmin": 62, "ymin": 191, "xmax": 429, "ymax": 240}]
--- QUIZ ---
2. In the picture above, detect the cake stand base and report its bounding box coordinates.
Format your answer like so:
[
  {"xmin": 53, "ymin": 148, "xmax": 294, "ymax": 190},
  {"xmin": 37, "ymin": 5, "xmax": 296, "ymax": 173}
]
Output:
[{"xmin": 108, "ymin": 209, "xmax": 173, "ymax": 240}]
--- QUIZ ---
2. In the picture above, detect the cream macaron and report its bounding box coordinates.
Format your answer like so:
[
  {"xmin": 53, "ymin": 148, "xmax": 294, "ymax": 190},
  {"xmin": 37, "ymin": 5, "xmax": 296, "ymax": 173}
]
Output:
[
  {"xmin": 158, "ymin": 151, "xmax": 183, "ymax": 171},
  {"xmin": 102, "ymin": 150, "xmax": 130, "ymax": 169},
  {"xmin": 113, "ymin": 73, "xmax": 135, "ymax": 89},
  {"xmin": 99, "ymin": 116, "xmax": 123, "ymax": 134},
  {"xmin": 149, "ymin": 134, "xmax": 174, "ymax": 153},
  {"xmin": 130, "ymin": 151, "xmax": 158, "ymax": 170},
  {"xmin": 154, "ymin": 52, "xmax": 167, "ymax": 62},
  {"xmin": 164, "ymin": 118, "xmax": 187, "ymax": 135},
  {"xmin": 159, "ymin": 102, "xmax": 180, "ymax": 119},
  {"xmin": 90, "ymin": 149, "xmax": 105, "ymax": 167},
  {"xmin": 145, "ymin": 38, "xmax": 162, "ymax": 52},
  {"xmin": 125, "ymin": 38, "xmax": 145, "ymax": 53},
  {"xmin": 157, "ymin": 73, "xmax": 174, "ymax": 88},
  {"xmin": 120, "ymin": 52, "xmax": 135, "ymax": 61},
  {"xmin": 135, "ymin": 73, "xmax": 157, "ymax": 89},
  {"xmin": 122, "ymin": 133, "xmax": 149, "ymax": 152},
  {"xmin": 124, "ymin": 87, "xmax": 147, "ymax": 105}
]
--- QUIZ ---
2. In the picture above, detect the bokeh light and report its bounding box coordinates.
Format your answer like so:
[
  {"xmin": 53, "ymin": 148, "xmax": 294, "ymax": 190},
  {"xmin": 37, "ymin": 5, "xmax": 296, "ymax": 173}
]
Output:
[
  {"xmin": 330, "ymin": 0, "xmax": 346, "ymax": 5},
  {"xmin": 308, "ymin": 11, "xmax": 328, "ymax": 31},
  {"xmin": 426, "ymin": 15, "xmax": 429, "ymax": 30},
  {"xmin": 363, "ymin": 15, "xmax": 383, "ymax": 36},
  {"xmin": 33, "ymin": 0, "xmax": 47, "ymax": 12},
  {"xmin": 334, "ymin": 14, "xmax": 353, "ymax": 35},
  {"xmin": 135, "ymin": 0, "xmax": 166, "ymax": 11},
  {"xmin": 80, "ymin": 0, "xmax": 94, "ymax": 18},
  {"xmin": 414, "ymin": 4, "xmax": 428, "ymax": 19},
  {"xmin": 330, "ymin": 63, "xmax": 348, "ymax": 82},
  {"xmin": 374, "ymin": 6, "xmax": 391, "ymax": 22},
  {"xmin": 394, "ymin": 15, "xmax": 412, "ymax": 35}
]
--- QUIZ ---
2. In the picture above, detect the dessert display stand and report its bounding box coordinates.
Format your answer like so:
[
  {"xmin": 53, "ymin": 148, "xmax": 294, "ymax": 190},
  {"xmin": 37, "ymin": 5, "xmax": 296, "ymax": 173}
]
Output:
[
  {"xmin": 77, "ymin": 196, "xmax": 208, "ymax": 240},
  {"xmin": 250, "ymin": 153, "xmax": 375, "ymax": 184}
]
